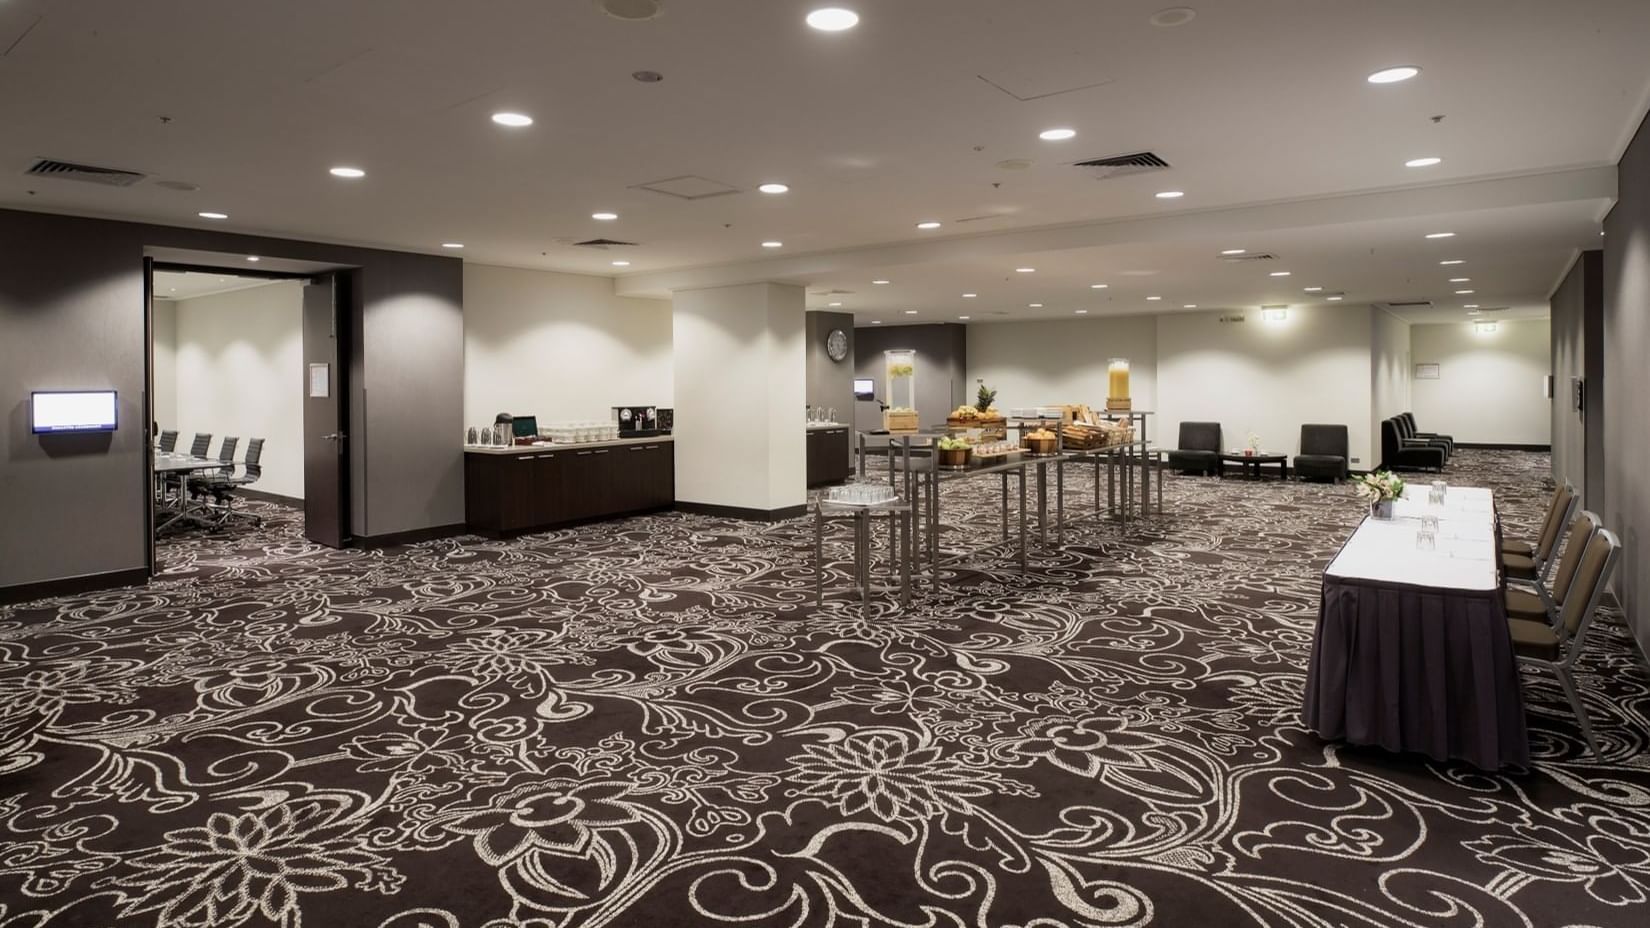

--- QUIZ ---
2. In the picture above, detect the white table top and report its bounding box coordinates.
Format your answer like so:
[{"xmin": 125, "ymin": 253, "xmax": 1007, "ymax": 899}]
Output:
[
  {"xmin": 154, "ymin": 452, "xmax": 238, "ymax": 474},
  {"xmin": 1325, "ymin": 485, "xmax": 1498, "ymax": 591}
]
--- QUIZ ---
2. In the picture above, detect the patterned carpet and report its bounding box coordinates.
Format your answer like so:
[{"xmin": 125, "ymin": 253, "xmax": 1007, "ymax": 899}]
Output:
[{"xmin": 2, "ymin": 451, "xmax": 1648, "ymax": 927}]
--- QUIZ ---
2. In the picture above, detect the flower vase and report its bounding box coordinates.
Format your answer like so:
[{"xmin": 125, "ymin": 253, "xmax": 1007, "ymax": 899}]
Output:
[{"xmin": 1371, "ymin": 499, "xmax": 1395, "ymax": 520}]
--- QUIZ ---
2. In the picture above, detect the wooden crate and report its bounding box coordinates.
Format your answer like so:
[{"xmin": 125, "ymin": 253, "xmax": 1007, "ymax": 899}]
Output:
[
  {"xmin": 884, "ymin": 410, "xmax": 921, "ymax": 432},
  {"xmin": 947, "ymin": 415, "xmax": 1007, "ymax": 440}
]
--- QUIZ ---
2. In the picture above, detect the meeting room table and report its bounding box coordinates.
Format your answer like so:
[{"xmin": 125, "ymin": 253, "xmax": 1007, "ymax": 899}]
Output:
[
  {"xmin": 1302, "ymin": 484, "xmax": 1529, "ymax": 770},
  {"xmin": 153, "ymin": 451, "xmax": 238, "ymax": 533}
]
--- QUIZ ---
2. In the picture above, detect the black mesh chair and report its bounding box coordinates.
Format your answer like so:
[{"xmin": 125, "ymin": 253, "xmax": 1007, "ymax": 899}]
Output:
[
  {"xmin": 157, "ymin": 430, "xmax": 178, "ymax": 452},
  {"xmin": 1167, "ymin": 421, "xmax": 1222, "ymax": 476},
  {"xmin": 1293, "ymin": 424, "xmax": 1349, "ymax": 481},
  {"xmin": 1394, "ymin": 415, "xmax": 1450, "ymax": 463},
  {"xmin": 190, "ymin": 437, "xmax": 238, "ymax": 506},
  {"xmin": 211, "ymin": 438, "xmax": 264, "ymax": 527},
  {"xmin": 1400, "ymin": 412, "xmax": 1454, "ymax": 455},
  {"xmin": 1380, "ymin": 418, "xmax": 1444, "ymax": 471},
  {"xmin": 187, "ymin": 433, "xmax": 213, "ymax": 458}
]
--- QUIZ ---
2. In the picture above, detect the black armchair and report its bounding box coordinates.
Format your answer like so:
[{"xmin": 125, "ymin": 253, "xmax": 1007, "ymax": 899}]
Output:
[
  {"xmin": 1380, "ymin": 418, "xmax": 1444, "ymax": 472},
  {"xmin": 1167, "ymin": 421, "xmax": 1223, "ymax": 476},
  {"xmin": 1400, "ymin": 412, "xmax": 1454, "ymax": 455},
  {"xmin": 1394, "ymin": 415, "xmax": 1451, "ymax": 462},
  {"xmin": 1293, "ymin": 424, "xmax": 1349, "ymax": 481}
]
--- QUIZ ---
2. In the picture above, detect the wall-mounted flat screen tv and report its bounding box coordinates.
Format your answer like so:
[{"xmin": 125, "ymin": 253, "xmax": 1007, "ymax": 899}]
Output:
[
  {"xmin": 31, "ymin": 391, "xmax": 118, "ymax": 434},
  {"xmin": 853, "ymin": 378, "xmax": 876, "ymax": 401}
]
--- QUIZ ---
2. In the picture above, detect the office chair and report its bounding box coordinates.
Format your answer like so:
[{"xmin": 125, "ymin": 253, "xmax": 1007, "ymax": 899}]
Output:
[
  {"xmin": 212, "ymin": 438, "xmax": 265, "ymax": 528},
  {"xmin": 158, "ymin": 430, "xmax": 178, "ymax": 452},
  {"xmin": 188, "ymin": 433, "xmax": 213, "ymax": 457},
  {"xmin": 190, "ymin": 437, "xmax": 238, "ymax": 508}
]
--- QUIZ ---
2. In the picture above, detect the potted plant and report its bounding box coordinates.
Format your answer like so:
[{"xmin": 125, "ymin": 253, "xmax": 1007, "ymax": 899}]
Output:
[{"xmin": 1357, "ymin": 470, "xmax": 1406, "ymax": 520}]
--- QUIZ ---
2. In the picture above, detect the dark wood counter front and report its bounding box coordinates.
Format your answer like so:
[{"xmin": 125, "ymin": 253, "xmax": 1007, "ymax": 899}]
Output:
[
  {"xmin": 464, "ymin": 439, "xmax": 674, "ymax": 536},
  {"xmin": 806, "ymin": 427, "xmax": 851, "ymax": 487}
]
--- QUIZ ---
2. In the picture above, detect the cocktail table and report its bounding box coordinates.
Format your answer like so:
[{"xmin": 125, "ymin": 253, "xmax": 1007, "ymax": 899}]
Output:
[{"xmin": 1220, "ymin": 452, "xmax": 1288, "ymax": 480}]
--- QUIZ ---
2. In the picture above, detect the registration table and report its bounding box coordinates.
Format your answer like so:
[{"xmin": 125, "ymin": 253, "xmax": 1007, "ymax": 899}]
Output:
[{"xmin": 1302, "ymin": 485, "xmax": 1529, "ymax": 770}]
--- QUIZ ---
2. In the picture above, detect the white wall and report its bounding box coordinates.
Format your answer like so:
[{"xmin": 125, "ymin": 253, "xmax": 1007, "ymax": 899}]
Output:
[
  {"xmin": 152, "ymin": 299, "xmax": 177, "ymax": 430},
  {"xmin": 966, "ymin": 315, "xmax": 1158, "ymax": 413},
  {"xmin": 171, "ymin": 281, "xmax": 305, "ymax": 499},
  {"xmin": 1158, "ymin": 305, "xmax": 1376, "ymax": 465},
  {"xmin": 1411, "ymin": 319, "xmax": 1551, "ymax": 445},
  {"xmin": 673, "ymin": 282, "xmax": 806, "ymax": 512},
  {"xmin": 463, "ymin": 264, "xmax": 671, "ymax": 427},
  {"xmin": 1371, "ymin": 307, "xmax": 1412, "ymax": 454}
]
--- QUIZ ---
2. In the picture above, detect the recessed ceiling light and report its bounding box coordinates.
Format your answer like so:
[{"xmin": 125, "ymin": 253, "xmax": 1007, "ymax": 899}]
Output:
[
  {"xmin": 612, "ymin": 260, "xmax": 631, "ymax": 267},
  {"xmin": 1449, "ymin": 277, "xmax": 1471, "ymax": 283},
  {"xmin": 1038, "ymin": 128, "xmax": 1077, "ymax": 141},
  {"xmin": 758, "ymin": 183, "xmax": 790, "ymax": 194},
  {"xmin": 871, "ymin": 320, "xmax": 882, "ymax": 324},
  {"xmin": 829, "ymin": 302, "xmax": 842, "ymax": 307},
  {"xmin": 904, "ymin": 310, "xmax": 918, "ymax": 315},
  {"xmin": 1304, "ymin": 286, "xmax": 1324, "ymax": 292},
  {"xmin": 441, "ymin": 242, "xmax": 464, "ymax": 249},
  {"xmin": 1146, "ymin": 296, "xmax": 1162, "ymax": 301},
  {"xmin": 1150, "ymin": 7, "xmax": 1198, "ymax": 27},
  {"xmin": 958, "ymin": 315, "xmax": 970, "ymax": 320},
  {"xmin": 245, "ymin": 256, "xmax": 260, "ymax": 263},
  {"xmin": 1090, "ymin": 283, "xmax": 1108, "ymax": 289},
  {"xmin": 1220, "ymin": 248, "xmax": 1246, "ymax": 256},
  {"xmin": 1455, "ymin": 289, "xmax": 1475, "ymax": 295},
  {"xmin": 1015, "ymin": 267, "xmax": 1036, "ymax": 273},
  {"xmin": 1155, "ymin": 190, "xmax": 1185, "ymax": 199},
  {"xmin": 592, "ymin": 212, "xmax": 619, "ymax": 221},
  {"xmin": 916, "ymin": 220, "xmax": 942, "ymax": 230},
  {"xmin": 1405, "ymin": 157, "xmax": 1442, "ymax": 168},
  {"xmin": 1075, "ymin": 309, "xmax": 1089, "ymax": 315},
  {"xmin": 1368, "ymin": 66, "xmax": 1421, "ymax": 84},
  {"xmin": 872, "ymin": 279, "xmax": 890, "ymax": 285},
  {"xmin": 805, "ymin": 7, "xmax": 859, "ymax": 31},
  {"xmin": 1464, "ymin": 304, "xmax": 1480, "ymax": 309},
  {"xmin": 1183, "ymin": 304, "xmax": 1198, "ymax": 309},
  {"xmin": 1270, "ymin": 271, "xmax": 1292, "ymax": 277},
  {"xmin": 198, "ymin": 211, "xmax": 229, "ymax": 220},
  {"xmin": 1426, "ymin": 232, "xmax": 1456, "ymax": 239},
  {"xmin": 761, "ymin": 241, "xmax": 783, "ymax": 248},
  {"xmin": 329, "ymin": 166, "xmax": 365, "ymax": 178},
  {"xmin": 491, "ymin": 112, "xmax": 534, "ymax": 127},
  {"xmin": 962, "ymin": 293, "xmax": 977, "ymax": 298},
  {"xmin": 1440, "ymin": 259, "xmax": 1465, "ymax": 265},
  {"xmin": 1467, "ymin": 309, "xmax": 1482, "ymax": 315},
  {"xmin": 1029, "ymin": 303, "xmax": 1043, "ymax": 308},
  {"xmin": 1327, "ymin": 296, "xmax": 1344, "ymax": 302}
]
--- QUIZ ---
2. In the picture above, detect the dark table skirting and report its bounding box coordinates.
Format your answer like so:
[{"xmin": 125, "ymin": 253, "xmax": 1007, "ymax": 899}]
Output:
[{"xmin": 1302, "ymin": 575, "xmax": 1529, "ymax": 770}]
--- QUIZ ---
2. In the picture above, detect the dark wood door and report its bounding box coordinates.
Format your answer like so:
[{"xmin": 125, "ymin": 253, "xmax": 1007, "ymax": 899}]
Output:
[
  {"xmin": 530, "ymin": 453, "xmax": 563, "ymax": 526},
  {"xmin": 302, "ymin": 275, "xmax": 348, "ymax": 547}
]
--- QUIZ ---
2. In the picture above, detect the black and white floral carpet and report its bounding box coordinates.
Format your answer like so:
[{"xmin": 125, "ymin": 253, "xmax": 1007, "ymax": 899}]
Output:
[{"xmin": 2, "ymin": 451, "xmax": 1648, "ymax": 927}]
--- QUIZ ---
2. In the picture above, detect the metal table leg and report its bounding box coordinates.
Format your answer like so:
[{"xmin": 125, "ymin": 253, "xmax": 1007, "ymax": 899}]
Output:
[
  {"xmin": 814, "ymin": 506, "xmax": 824, "ymax": 607},
  {"xmin": 1018, "ymin": 466, "xmax": 1028, "ymax": 571},
  {"xmin": 1000, "ymin": 472, "xmax": 1009, "ymax": 541},
  {"xmin": 1155, "ymin": 451, "xmax": 1165, "ymax": 515},
  {"xmin": 1036, "ymin": 461, "xmax": 1048, "ymax": 545},
  {"xmin": 1056, "ymin": 457, "xmax": 1065, "ymax": 543}
]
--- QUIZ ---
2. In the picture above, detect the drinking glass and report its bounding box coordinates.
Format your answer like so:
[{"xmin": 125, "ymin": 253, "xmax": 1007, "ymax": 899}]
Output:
[{"xmin": 1415, "ymin": 527, "xmax": 1436, "ymax": 551}]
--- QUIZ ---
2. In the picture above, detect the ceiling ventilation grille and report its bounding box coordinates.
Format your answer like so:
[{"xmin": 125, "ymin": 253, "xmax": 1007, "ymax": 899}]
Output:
[
  {"xmin": 1479, "ymin": 306, "xmax": 1511, "ymax": 313},
  {"xmin": 631, "ymin": 175, "xmax": 741, "ymax": 200},
  {"xmin": 1219, "ymin": 313, "xmax": 1248, "ymax": 324},
  {"xmin": 573, "ymin": 238, "xmax": 639, "ymax": 248},
  {"xmin": 1222, "ymin": 252, "xmax": 1279, "ymax": 262},
  {"xmin": 26, "ymin": 158, "xmax": 147, "ymax": 187},
  {"xmin": 1386, "ymin": 300, "xmax": 1434, "ymax": 309},
  {"xmin": 1073, "ymin": 151, "xmax": 1170, "ymax": 180}
]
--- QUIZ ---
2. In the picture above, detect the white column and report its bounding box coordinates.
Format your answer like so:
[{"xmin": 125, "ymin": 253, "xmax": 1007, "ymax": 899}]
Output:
[{"xmin": 672, "ymin": 282, "xmax": 806, "ymax": 517}]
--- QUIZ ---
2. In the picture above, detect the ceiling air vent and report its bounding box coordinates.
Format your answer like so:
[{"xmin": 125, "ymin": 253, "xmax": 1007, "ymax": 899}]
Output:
[
  {"xmin": 1219, "ymin": 313, "xmax": 1248, "ymax": 324},
  {"xmin": 1479, "ymin": 306, "xmax": 1511, "ymax": 313},
  {"xmin": 1386, "ymin": 300, "xmax": 1434, "ymax": 309},
  {"xmin": 1073, "ymin": 151, "xmax": 1170, "ymax": 180},
  {"xmin": 1222, "ymin": 252, "xmax": 1278, "ymax": 263},
  {"xmin": 631, "ymin": 175, "xmax": 740, "ymax": 200},
  {"xmin": 573, "ymin": 238, "xmax": 639, "ymax": 248},
  {"xmin": 26, "ymin": 158, "xmax": 147, "ymax": 187}
]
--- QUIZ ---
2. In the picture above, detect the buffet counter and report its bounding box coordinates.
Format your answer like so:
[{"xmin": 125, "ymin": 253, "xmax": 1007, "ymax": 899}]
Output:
[
  {"xmin": 806, "ymin": 425, "xmax": 851, "ymax": 487},
  {"xmin": 464, "ymin": 436, "xmax": 674, "ymax": 537}
]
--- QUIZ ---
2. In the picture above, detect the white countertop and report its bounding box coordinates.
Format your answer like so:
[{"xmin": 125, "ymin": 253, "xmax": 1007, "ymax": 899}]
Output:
[
  {"xmin": 807, "ymin": 423, "xmax": 850, "ymax": 431},
  {"xmin": 465, "ymin": 435, "xmax": 674, "ymax": 455}
]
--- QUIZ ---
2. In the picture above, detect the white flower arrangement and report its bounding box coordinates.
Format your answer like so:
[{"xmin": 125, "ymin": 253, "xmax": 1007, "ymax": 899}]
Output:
[
  {"xmin": 1356, "ymin": 470, "xmax": 1406, "ymax": 502},
  {"xmin": 1246, "ymin": 432, "xmax": 1262, "ymax": 452}
]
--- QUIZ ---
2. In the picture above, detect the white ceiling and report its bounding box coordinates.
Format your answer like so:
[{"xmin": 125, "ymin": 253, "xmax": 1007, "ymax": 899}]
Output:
[
  {"xmin": 152, "ymin": 270, "xmax": 281, "ymax": 301},
  {"xmin": 3, "ymin": 0, "xmax": 1648, "ymax": 319}
]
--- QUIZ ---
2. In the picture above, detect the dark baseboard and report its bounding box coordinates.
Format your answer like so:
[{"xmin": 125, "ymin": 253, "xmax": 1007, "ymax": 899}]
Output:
[
  {"xmin": 240, "ymin": 488, "xmax": 303, "ymax": 508},
  {"xmin": 1455, "ymin": 443, "xmax": 1551, "ymax": 452},
  {"xmin": 0, "ymin": 566, "xmax": 150, "ymax": 607},
  {"xmin": 675, "ymin": 501, "xmax": 809, "ymax": 522},
  {"xmin": 354, "ymin": 523, "xmax": 468, "ymax": 549}
]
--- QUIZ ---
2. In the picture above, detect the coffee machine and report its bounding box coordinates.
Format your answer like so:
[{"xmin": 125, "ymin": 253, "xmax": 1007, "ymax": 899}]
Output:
[{"xmin": 612, "ymin": 406, "xmax": 661, "ymax": 436}]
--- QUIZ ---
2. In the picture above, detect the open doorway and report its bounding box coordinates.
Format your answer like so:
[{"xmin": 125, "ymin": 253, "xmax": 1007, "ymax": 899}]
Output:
[{"xmin": 146, "ymin": 261, "xmax": 351, "ymax": 569}]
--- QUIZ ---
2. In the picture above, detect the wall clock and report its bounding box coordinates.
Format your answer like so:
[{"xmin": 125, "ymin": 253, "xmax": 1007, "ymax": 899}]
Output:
[{"xmin": 826, "ymin": 328, "xmax": 849, "ymax": 362}]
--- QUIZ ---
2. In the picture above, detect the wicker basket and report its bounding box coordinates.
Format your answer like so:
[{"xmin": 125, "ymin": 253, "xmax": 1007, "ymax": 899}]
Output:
[
  {"xmin": 1023, "ymin": 436, "xmax": 1059, "ymax": 455},
  {"xmin": 937, "ymin": 447, "xmax": 972, "ymax": 467}
]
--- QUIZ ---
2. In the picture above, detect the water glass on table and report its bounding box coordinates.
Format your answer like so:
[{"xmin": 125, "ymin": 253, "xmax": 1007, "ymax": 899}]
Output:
[{"xmin": 1415, "ymin": 514, "xmax": 1439, "ymax": 551}]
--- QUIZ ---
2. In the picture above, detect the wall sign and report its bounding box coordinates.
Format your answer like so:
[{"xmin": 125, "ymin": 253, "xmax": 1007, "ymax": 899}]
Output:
[
  {"xmin": 308, "ymin": 362, "xmax": 331, "ymax": 398},
  {"xmin": 1414, "ymin": 363, "xmax": 1440, "ymax": 380}
]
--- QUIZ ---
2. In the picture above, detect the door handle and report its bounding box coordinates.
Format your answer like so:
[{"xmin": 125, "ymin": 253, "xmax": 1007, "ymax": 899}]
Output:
[{"xmin": 322, "ymin": 432, "xmax": 347, "ymax": 441}]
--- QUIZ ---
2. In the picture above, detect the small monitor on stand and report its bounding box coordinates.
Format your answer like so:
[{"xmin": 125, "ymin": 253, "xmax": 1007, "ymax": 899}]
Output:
[
  {"xmin": 853, "ymin": 378, "xmax": 875, "ymax": 401},
  {"xmin": 511, "ymin": 415, "xmax": 538, "ymax": 439}
]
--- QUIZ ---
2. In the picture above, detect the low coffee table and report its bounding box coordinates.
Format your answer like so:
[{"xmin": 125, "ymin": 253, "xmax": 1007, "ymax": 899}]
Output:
[{"xmin": 1221, "ymin": 451, "xmax": 1289, "ymax": 480}]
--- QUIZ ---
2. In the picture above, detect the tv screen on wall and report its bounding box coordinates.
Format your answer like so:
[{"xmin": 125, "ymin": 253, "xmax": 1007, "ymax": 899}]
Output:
[
  {"xmin": 853, "ymin": 378, "xmax": 875, "ymax": 401},
  {"xmin": 31, "ymin": 391, "xmax": 118, "ymax": 433}
]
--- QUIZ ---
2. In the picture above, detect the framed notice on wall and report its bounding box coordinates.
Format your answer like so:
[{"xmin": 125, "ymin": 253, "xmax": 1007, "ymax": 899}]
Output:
[
  {"xmin": 308, "ymin": 363, "xmax": 330, "ymax": 398},
  {"xmin": 1414, "ymin": 363, "xmax": 1440, "ymax": 380}
]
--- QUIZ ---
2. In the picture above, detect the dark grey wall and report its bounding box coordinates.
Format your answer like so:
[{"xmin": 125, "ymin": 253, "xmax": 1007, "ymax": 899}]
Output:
[
  {"xmin": 0, "ymin": 208, "xmax": 464, "ymax": 591},
  {"xmin": 1549, "ymin": 250, "xmax": 1602, "ymax": 506},
  {"xmin": 1603, "ymin": 113, "xmax": 1650, "ymax": 659},
  {"xmin": 853, "ymin": 323, "xmax": 967, "ymax": 430},
  {"xmin": 804, "ymin": 311, "xmax": 855, "ymax": 419}
]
